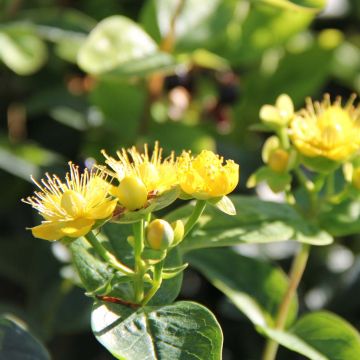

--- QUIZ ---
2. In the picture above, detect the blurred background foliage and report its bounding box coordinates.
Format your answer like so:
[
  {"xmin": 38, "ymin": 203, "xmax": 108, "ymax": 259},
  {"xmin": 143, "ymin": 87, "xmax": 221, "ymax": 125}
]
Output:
[{"xmin": 1, "ymin": 0, "xmax": 360, "ymax": 359}]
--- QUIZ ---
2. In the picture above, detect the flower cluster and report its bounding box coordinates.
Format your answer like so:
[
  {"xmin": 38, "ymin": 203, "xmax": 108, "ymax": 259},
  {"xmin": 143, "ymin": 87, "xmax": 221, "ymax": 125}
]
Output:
[
  {"xmin": 250, "ymin": 93, "xmax": 360, "ymax": 195},
  {"xmin": 24, "ymin": 143, "xmax": 239, "ymax": 241}
]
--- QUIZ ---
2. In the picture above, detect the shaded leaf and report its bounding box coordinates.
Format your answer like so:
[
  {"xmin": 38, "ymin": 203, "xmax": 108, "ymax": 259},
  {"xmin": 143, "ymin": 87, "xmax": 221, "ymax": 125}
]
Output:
[
  {"xmin": 319, "ymin": 199, "xmax": 360, "ymax": 237},
  {"xmin": 0, "ymin": 316, "xmax": 50, "ymax": 360}
]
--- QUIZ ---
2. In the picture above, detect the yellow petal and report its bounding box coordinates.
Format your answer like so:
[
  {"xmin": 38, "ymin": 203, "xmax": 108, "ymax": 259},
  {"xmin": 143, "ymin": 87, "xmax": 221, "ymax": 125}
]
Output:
[
  {"xmin": 31, "ymin": 222, "xmax": 64, "ymax": 241},
  {"xmin": 259, "ymin": 105, "xmax": 280, "ymax": 123},
  {"xmin": 60, "ymin": 218, "xmax": 94, "ymax": 238},
  {"xmin": 276, "ymin": 94, "xmax": 294, "ymax": 116},
  {"xmin": 86, "ymin": 199, "xmax": 117, "ymax": 219}
]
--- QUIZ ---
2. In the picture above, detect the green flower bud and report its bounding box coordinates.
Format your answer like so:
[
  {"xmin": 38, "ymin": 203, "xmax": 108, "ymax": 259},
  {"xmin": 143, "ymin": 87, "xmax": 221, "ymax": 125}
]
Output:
[
  {"xmin": 146, "ymin": 219, "xmax": 174, "ymax": 250},
  {"xmin": 268, "ymin": 149, "xmax": 290, "ymax": 173},
  {"xmin": 171, "ymin": 220, "xmax": 185, "ymax": 247}
]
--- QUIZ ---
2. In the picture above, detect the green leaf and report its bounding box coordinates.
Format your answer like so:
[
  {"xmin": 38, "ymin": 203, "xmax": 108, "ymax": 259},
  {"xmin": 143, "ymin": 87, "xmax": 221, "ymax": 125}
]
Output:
[
  {"xmin": 187, "ymin": 248, "xmax": 297, "ymax": 328},
  {"xmin": 167, "ymin": 195, "xmax": 332, "ymax": 252},
  {"xmin": 259, "ymin": 311, "xmax": 360, "ymax": 360},
  {"xmin": 0, "ymin": 26, "xmax": 47, "ymax": 75},
  {"xmin": 227, "ymin": 0, "xmax": 326, "ymax": 64},
  {"xmin": 105, "ymin": 52, "xmax": 176, "ymax": 79},
  {"xmin": 247, "ymin": 166, "xmax": 292, "ymax": 193},
  {"xmin": 78, "ymin": 15, "xmax": 159, "ymax": 75},
  {"xmin": 319, "ymin": 199, "xmax": 360, "ymax": 237},
  {"xmin": 70, "ymin": 237, "xmax": 114, "ymax": 293},
  {"xmin": 91, "ymin": 301, "xmax": 223, "ymax": 360},
  {"xmin": 103, "ymin": 222, "xmax": 183, "ymax": 306},
  {"xmin": 147, "ymin": 121, "xmax": 216, "ymax": 154},
  {"xmin": 259, "ymin": 0, "xmax": 325, "ymax": 12},
  {"xmin": 208, "ymin": 195, "xmax": 236, "ymax": 215},
  {"xmin": 89, "ymin": 79, "xmax": 146, "ymax": 145},
  {"xmin": 145, "ymin": 0, "xmax": 233, "ymax": 51},
  {"xmin": 0, "ymin": 316, "xmax": 50, "ymax": 360}
]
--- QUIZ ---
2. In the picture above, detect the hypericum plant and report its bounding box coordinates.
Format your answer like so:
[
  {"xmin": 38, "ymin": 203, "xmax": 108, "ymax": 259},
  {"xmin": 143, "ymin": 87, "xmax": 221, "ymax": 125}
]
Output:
[
  {"xmin": 23, "ymin": 95, "xmax": 360, "ymax": 360},
  {"xmin": 23, "ymin": 142, "xmax": 239, "ymax": 359}
]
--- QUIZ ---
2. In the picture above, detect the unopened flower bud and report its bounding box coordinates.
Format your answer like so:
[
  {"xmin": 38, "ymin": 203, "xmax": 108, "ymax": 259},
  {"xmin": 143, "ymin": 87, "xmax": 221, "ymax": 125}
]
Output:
[
  {"xmin": 146, "ymin": 219, "xmax": 174, "ymax": 250},
  {"xmin": 352, "ymin": 168, "xmax": 360, "ymax": 190},
  {"xmin": 268, "ymin": 149, "xmax": 290, "ymax": 173},
  {"xmin": 111, "ymin": 176, "xmax": 148, "ymax": 211},
  {"xmin": 171, "ymin": 220, "xmax": 185, "ymax": 247}
]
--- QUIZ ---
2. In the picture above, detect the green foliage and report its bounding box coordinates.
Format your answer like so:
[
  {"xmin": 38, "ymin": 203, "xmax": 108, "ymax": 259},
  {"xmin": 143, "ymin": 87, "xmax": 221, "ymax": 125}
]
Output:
[
  {"xmin": 0, "ymin": 25, "xmax": 47, "ymax": 75},
  {"xmin": 91, "ymin": 301, "xmax": 223, "ymax": 360},
  {"xmin": 167, "ymin": 195, "xmax": 333, "ymax": 251},
  {"xmin": 78, "ymin": 15, "xmax": 164, "ymax": 75},
  {"xmin": 2, "ymin": 0, "xmax": 360, "ymax": 359},
  {"xmin": 319, "ymin": 199, "xmax": 360, "ymax": 237},
  {"xmin": 259, "ymin": 312, "xmax": 360, "ymax": 359},
  {"xmin": 186, "ymin": 248, "xmax": 298, "ymax": 327},
  {"xmin": 70, "ymin": 222, "xmax": 183, "ymax": 306}
]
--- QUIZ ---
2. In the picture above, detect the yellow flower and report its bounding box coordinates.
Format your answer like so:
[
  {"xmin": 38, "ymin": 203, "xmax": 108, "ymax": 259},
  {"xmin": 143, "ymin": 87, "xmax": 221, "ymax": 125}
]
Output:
[
  {"xmin": 102, "ymin": 142, "xmax": 178, "ymax": 210},
  {"xmin": 290, "ymin": 94, "xmax": 360, "ymax": 161},
  {"xmin": 177, "ymin": 150, "xmax": 239, "ymax": 199},
  {"xmin": 23, "ymin": 163, "xmax": 117, "ymax": 241}
]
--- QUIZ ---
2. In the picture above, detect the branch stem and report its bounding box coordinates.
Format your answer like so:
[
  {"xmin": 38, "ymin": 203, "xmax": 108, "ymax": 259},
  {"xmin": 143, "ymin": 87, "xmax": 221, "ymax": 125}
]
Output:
[
  {"xmin": 262, "ymin": 243, "xmax": 311, "ymax": 360},
  {"xmin": 184, "ymin": 200, "xmax": 207, "ymax": 238},
  {"xmin": 133, "ymin": 219, "xmax": 145, "ymax": 303},
  {"xmin": 84, "ymin": 231, "xmax": 134, "ymax": 276},
  {"xmin": 142, "ymin": 260, "xmax": 164, "ymax": 306}
]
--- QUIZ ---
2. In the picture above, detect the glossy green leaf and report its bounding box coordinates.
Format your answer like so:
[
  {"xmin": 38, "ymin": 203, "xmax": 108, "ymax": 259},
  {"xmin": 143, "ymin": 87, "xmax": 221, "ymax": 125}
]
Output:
[
  {"xmin": 167, "ymin": 195, "xmax": 333, "ymax": 252},
  {"xmin": 91, "ymin": 301, "xmax": 223, "ymax": 360},
  {"xmin": 78, "ymin": 15, "xmax": 158, "ymax": 74},
  {"xmin": 187, "ymin": 248, "xmax": 297, "ymax": 328},
  {"xmin": 0, "ymin": 316, "xmax": 50, "ymax": 360},
  {"xmin": 259, "ymin": 0, "xmax": 325, "ymax": 12},
  {"xmin": 0, "ymin": 26, "xmax": 47, "ymax": 75},
  {"xmin": 259, "ymin": 311, "xmax": 360, "ymax": 360}
]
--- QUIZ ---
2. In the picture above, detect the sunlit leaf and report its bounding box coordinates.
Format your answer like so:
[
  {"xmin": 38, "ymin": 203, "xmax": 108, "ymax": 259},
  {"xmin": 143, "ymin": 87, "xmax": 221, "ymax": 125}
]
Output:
[{"xmin": 92, "ymin": 301, "xmax": 223, "ymax": 360}]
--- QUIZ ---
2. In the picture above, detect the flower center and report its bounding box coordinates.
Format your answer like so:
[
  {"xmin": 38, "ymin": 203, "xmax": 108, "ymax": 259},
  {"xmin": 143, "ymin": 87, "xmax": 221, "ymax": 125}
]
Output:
[{"xmin": 61, "ymin": 190, "xmax": 86, "ymax": 217}]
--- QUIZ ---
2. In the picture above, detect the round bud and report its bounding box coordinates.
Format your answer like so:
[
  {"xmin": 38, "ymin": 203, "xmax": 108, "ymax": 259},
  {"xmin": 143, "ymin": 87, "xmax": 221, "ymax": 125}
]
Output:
[
  {"xmin": 112, "ymin": 176, "xmax": 148, "ymax": 211},
  {"xmin": 268, "ymin": 149, "xmax": 289, "ymax": 173},
  {"xmin": 146, "ymin": 219, "xmax": 174, "ymax": 250}
]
